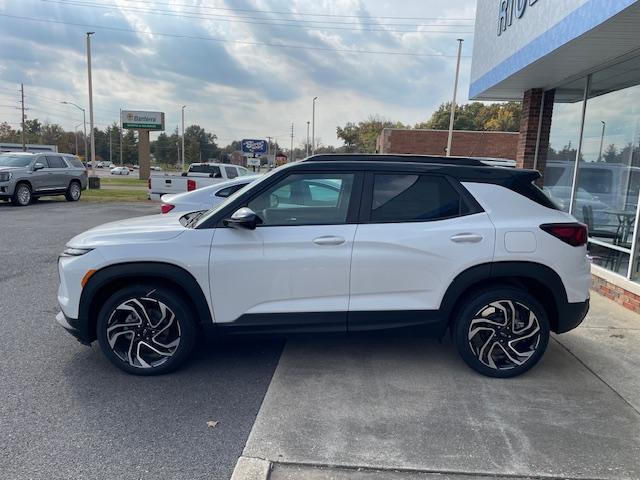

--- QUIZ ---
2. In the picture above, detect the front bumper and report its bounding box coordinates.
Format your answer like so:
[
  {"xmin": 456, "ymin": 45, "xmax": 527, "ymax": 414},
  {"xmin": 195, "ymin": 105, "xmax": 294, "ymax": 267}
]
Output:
[
  {"xmin": 555, "ymin": 299, "xmax": 590, "ymax": 334},
  {"xmin": 56, "ymin": 311, "xmax": 92, "ymax": 345}
]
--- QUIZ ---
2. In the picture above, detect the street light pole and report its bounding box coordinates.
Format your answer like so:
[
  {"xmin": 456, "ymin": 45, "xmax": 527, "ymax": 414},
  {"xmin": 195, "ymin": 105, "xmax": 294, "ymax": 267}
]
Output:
[
  {"xmin": 312, "ymin": 97, "xmax": 318, "ymax": 154},
  {"xmin": 598, "ymin": 121, "xmax": 606, "ymax": 162},
  {"xmin": 61, "ymin": 101, "xmax": 87, "ymax": 162},
  {"xmin": 181, "ymin": 105, "xmax": 186, "ymax": 170},
  {"xmin": 446, "ymin": 38, "xmax": 464, "ymax": 157},
  {"xmin": 86, "ymin": 32, "xmax": 96, "ymax": 176},
  {"xmin": 74, "ymin": 122, "xmax": 83, "ymax": 155},
  {"xmin": 306, "ymin": 121, "xmax": 310, "ymax": 157}
]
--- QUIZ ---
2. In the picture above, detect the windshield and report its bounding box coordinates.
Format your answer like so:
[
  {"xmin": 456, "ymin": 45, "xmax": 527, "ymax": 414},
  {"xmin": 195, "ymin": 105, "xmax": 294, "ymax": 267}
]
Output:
[
  {"xmin": 0, "ymin": 154, "xmax": 32, "ymax": 167},
  {"xmin": 193, "ymin": 168, "xmax": 281, "ymax": 228}
]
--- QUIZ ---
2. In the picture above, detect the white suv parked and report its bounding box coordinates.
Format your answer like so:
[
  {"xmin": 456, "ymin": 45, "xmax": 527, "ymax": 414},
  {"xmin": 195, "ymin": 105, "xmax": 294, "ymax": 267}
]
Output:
[{"xmin": 56, "ymin": 155, "xmax": 591, "ymax": 377}]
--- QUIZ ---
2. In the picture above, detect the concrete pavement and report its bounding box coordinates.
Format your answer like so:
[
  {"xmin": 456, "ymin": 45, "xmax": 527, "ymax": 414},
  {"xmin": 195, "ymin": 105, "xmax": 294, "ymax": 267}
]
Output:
[{"xmin": 235, "ymin": 293, "xmax": 640, "ymax": 480}]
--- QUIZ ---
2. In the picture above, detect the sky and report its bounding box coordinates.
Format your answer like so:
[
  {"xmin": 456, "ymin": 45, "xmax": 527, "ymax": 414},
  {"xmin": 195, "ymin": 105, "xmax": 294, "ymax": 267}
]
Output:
[{"xmin": 0, "ymin": 0, "xmax": 477, "ymax": 149}]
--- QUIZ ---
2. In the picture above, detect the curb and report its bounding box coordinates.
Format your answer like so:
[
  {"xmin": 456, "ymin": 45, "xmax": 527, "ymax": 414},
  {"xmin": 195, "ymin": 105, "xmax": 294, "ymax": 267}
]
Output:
[{"xmin": 230, "ymin": 456, "xmax": 271, "ymax": 480}]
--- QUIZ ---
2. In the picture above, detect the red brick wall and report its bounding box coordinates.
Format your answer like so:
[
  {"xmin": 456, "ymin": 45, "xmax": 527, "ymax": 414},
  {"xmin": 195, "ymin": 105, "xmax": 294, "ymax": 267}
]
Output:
[
  {"xmin": 517, "ymin": 89, "xmax": 555, "ymax": 176},
  {"xmin": 592, "ymin": 274, "xmax": 640, "ymax": 314},
  {"xmin": 378, "ymin": 129, "xmax": 518, "ymax": 159}
]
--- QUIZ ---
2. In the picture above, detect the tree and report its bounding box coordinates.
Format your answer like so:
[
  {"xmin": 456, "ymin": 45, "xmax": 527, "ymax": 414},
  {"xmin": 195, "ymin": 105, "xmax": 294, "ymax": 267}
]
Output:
[
  {"xmin": 416, "ymin": 101, "xmax": 521, "ymax": 132},
  {"xmin": 603, "ymin": 144, "xmax": 619, "ymax": 163},
  {"xmin": 184, "ymin": 124, "xmax": 219, "ymax": 163},
  {"xmin": 336, "ymin": 116, "xmax": 406, "ymax": 153}
]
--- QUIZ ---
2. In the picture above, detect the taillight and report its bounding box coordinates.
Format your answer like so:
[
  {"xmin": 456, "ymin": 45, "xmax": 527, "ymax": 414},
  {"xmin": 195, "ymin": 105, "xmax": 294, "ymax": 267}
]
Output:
[
  {"xmin": 540, "ymin": 223, "xmax": 588, "ymax": 247},
  {"xmin": 161, "ymin": 204, "xmax": 175, "ymax": 214},
  {"xmin": 187, "ymin": 179, "xmax": 196, "ymax": 191}
]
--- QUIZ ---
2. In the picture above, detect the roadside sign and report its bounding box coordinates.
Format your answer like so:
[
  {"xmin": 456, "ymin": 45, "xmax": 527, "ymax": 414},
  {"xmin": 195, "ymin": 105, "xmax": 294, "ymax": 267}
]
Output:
[
  {"xmin": 241, "ymin": 139, "xmax": 268, "ymax": 156},
  {"xmin": 121, "ymin": 110, "xmax": 165, "ymax": 130},
  {"xmin": 247, "ymin": 158, "xmax": 261, "ymax": 167}
]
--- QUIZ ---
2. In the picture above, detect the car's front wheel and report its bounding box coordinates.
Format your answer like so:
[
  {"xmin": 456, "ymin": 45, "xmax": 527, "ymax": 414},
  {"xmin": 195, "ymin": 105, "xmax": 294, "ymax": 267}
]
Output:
[
  {"xmin": 453, "ymin": 288, "xmax": 550, "ymax": 378},
  {"xmin": 12, "ymin": 182, "xmax": 32, "ymax": 206},
  {"xmin": 96, "ymin": 285, "xmax": 198, "ymax": 375}
]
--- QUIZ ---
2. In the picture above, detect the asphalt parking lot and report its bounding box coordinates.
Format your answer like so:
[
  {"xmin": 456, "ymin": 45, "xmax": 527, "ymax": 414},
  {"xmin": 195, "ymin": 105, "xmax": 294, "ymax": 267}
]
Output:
[
  {"xmin": 3, "ymin": 200, "xmax": 640, "ymax": 480},
  {"xmin": 0, "ymin": 200, "xmax": 284, "ymax": 480}
]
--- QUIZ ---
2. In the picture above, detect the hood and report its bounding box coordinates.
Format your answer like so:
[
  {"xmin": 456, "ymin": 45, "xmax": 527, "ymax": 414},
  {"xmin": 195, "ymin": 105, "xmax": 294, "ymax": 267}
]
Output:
[
  {"xmin": 0, "ymin": 166, "xmax": 28, "ymax": 173},
  {"xmin": 67, "ymin": 213, "xmax": 187, "ymax": 248}
]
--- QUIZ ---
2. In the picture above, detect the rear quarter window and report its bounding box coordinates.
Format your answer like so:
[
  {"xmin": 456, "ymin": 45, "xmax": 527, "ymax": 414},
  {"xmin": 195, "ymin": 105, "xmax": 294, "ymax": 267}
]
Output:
[{"xmin": 369, "ymin": 174, "xmax": 467, "ymax": 223}]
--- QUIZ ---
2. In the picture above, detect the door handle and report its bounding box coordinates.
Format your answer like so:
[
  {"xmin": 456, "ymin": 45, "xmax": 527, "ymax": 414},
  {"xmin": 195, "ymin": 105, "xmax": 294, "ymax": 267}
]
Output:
[
  {"xmin": 313, "ymin": 236, "xmax": 346, "ymax": 246},
  {"xmin": 450, "ymin": 233, "xmax": 483, "ymax": 243}
]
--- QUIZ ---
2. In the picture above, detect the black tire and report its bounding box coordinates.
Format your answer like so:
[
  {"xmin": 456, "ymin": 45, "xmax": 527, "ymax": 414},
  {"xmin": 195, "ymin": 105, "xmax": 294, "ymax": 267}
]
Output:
[
  {"xmin": 65, "ymin": 180, "xmax": 82, "ymax": 202},
  {"xmin": 453, "ymin": 288, "xmax": 550, "ymax": 378},
  {"xmin": 96, "ymin": 284, "xmax": 198, "ymax": 375},
  {"xmin": 12, "ymin": 182, "xmax": 32, "ymax": 206}
]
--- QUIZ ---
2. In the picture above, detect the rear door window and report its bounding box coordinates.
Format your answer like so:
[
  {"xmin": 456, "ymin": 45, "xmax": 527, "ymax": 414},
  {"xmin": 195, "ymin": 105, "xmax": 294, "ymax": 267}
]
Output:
[
  {"xmin": 225, "ymin": 166, "xmax": 238, "ymax": 179},
  {"xmin": 368, "ymin": 174, "xmax": 464, "ymax": 223},
  {"xmin": 46, "ymin": 156, "xmax": 67, "ymax": 168}
]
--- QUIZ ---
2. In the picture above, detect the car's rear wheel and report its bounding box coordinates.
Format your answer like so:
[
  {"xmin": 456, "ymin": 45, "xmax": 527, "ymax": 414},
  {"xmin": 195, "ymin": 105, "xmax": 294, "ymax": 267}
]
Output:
[
  {"xmin": 65, "ymin": 181, "xmax": 82, "ymax": 201},
  {"xmin": 12, "ymin": 182, "xmax": 31, "ymax": 206},
  {"xmin": 96, "ymin": 285, "xmax": 198, "ymax": 375},
  {"xmin": 453, "ymin": 288, "xmax": 550, "ymax": 378}
]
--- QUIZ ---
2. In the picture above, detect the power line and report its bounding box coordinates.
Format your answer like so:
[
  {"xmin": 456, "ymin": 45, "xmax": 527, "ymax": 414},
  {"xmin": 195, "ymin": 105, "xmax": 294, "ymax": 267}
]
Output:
[
  {"xmin": 40, "ymin": 0, "xmax": 475, "ymax": 34},
  {"xmin": 0, "ymin": 13, "xmax": 472, "ymax": 58},
  {"xmin": 117, "ymin": 0, "xmax": 476, "ymax": 22}
]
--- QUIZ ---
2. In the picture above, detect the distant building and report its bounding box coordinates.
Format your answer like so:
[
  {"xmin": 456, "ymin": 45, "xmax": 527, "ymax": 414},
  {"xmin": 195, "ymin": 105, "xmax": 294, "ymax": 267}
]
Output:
[
  {"xmin": 0, "ymin": 143, "xmax": 58, "ymax": 153},
  {"xmin": 376, "ymin": 128, "xmax": 518, "ymax": 160},
  {"xmin": 275, "ymin": 152, "xmax": 288, "ymax": 166}
]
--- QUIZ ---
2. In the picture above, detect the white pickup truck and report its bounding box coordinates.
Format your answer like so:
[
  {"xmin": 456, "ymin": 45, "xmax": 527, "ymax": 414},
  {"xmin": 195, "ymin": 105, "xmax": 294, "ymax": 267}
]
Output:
[{"xmin": 149, "ymin": 162, "xmax": 251, "ymax": 200}]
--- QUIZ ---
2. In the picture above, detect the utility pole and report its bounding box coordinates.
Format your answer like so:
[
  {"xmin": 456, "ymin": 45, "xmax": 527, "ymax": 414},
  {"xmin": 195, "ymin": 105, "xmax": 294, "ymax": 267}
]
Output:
[
  {"xmin": 306, "ymin": 121, "xmax": 310, "ymax": 157},
  {"xmin": 119, "ymin": 108, "xmax": 123, "ymax": 165},
  {"xmin": 109, "ymin": 127, "xmax": 112, "ymax": 164},
  {"xmin": 86, "ymin": 32, "xmax": 96, "ymax": 176},
  {"xmin": 290, "ymin": 123, "xmax": 294, "ymax": 163},
  {"xmin": 20, "ymin": 83, "xmax": 26, "ymax": 152},
  {"xmin": 446, "ymin": 38, "xmax": 464, "ymax": 157},
  {"xmin": 598, "ymin": 121, "xmax": 606, "ymax": 162},
  {"xmin": 181, "ymin": 105, "xmax": 186, "ymax": 170},
  {"xmin": 74, "ymin": 122, "xmax": 83, "ymax": 155},
  {"xmin": 312, "ymin": 96, "xmax": 318, "ymax": 154}
]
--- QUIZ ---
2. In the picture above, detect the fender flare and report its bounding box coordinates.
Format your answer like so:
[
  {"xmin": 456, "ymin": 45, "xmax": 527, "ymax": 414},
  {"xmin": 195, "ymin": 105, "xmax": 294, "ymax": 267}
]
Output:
[{"xmin": 78, "ymin": 262, "xmax": 212, "ymax": 342}]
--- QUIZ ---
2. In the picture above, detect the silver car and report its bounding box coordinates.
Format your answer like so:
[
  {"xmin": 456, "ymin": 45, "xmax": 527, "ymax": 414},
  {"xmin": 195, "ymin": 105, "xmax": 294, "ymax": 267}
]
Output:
[{"xmin": 0, "ymin": 152, "xmax": 88, "ymax": 206}]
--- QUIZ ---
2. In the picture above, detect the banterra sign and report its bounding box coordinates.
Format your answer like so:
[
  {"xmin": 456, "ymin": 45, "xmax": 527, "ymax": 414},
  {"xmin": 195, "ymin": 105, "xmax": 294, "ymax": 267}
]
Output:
[
  {"xmin": 498, "ymin": 0, "xmax": 539, "ymax": 36},
  {"xmin": 121, "ymin": 110, "xmax": 165, "ymax": 130}
]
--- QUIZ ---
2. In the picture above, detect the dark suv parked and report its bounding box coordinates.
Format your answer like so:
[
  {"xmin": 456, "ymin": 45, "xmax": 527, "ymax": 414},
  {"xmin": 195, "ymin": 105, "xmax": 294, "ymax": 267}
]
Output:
[{"xmin": 0, "ymin": 152, "xmax": 88, "ymax": 206}]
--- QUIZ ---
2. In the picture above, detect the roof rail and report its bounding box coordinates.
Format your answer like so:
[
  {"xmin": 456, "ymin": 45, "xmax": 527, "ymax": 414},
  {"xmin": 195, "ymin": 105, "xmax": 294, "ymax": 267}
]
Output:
[{"xmin": 302, "ymin": 153, "xmax": 490, "ymax": 167}]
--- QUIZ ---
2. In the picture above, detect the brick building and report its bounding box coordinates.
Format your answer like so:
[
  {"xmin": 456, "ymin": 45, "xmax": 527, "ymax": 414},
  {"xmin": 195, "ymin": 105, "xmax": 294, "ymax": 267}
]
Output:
[{"xmin": 376, "ymin": 128, "xmax": 518, "ymax": 159}]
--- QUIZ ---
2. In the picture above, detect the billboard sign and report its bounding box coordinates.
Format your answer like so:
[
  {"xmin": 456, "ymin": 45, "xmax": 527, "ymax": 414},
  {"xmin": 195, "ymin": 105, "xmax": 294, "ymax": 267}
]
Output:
[
  {"xmin": 241, "ymin": 139, "xmax": 268, "ymax": 157},
  {"xmin": 121, "ymin": 110, "xmax": 165, "ymax": 130}
]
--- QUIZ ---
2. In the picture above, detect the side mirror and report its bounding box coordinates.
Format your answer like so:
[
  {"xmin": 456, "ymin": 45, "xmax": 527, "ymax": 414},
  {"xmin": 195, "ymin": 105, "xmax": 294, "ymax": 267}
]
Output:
[
  {"xmin": 223, "ymin": 207, "xmax": 262, "ymax": 230},
  {"xmin": 33, "ymin": 162, "xmax": 45, "ymax": 171}
]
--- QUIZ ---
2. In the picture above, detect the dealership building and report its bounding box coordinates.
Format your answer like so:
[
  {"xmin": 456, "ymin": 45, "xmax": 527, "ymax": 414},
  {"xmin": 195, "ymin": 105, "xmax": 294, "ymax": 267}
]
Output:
[{"xmin": 470, "ymin": 0, "xmax": 640, "ymax": 310}]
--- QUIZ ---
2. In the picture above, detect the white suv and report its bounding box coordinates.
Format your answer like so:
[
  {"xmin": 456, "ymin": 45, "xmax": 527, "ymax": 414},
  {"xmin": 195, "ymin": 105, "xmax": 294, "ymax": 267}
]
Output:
[{"xmin": 56, "ymin": 155, "xmax": 591, "ymax": 378}]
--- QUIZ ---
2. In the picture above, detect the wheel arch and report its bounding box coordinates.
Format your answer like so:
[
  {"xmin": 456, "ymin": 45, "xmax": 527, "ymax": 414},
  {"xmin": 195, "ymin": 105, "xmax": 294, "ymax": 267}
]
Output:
[
  {"xmin": 79, "ymin": 262, "xmax": 213, "ymax": 343},
  {"xmin": 441, "ymin": 262, "xmax": 568, "ymax": 333}
]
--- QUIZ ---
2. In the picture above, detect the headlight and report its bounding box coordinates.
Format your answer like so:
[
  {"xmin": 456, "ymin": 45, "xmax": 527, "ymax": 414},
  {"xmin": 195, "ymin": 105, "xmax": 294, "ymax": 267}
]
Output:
[
  {"xmin": 0, "ymin": 172, "xmax": 12, "ymax": 182},
  {"xmin": 60, "ymin": 247, "xmax": 93, "ymax": 257}
]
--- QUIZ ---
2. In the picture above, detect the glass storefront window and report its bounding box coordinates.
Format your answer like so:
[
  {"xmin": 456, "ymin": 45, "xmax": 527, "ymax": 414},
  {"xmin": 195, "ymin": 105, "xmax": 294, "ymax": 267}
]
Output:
[
  {"xmin": 541, "ymin": 55, "xmax": 640, "ymax": 282},
  {"xmin": 545, "ymin": 78, "xmax": 587, "ymax": 213},
  {"xmin": 574, "ymin": 80, "xmax": 640, "ymax": 277}
]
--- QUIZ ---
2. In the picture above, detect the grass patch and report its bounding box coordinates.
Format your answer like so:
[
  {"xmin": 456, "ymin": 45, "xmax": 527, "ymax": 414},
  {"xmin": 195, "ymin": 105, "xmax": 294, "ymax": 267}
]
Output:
[
  {"xmin": 99, "ymin": 177, "xmax": 148, "ymax": 187},
  {"xmin": 82, "ymin": 188, "xmax": 151, "ymax": 203}
]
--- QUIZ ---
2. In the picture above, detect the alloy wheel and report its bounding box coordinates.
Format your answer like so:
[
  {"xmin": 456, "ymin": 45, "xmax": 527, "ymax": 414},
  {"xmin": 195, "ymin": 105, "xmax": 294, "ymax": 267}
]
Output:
[
  {"xmin": 106, "ymin": 297, "xmax": 181, "ymax": 369},
  {"xmin": 17, "ymin": 185, "xmax": 31, "ymax": 205},
  {"xmin": 467, "ymin": 300, "xmax": 541, "ymax": 371},
  {"xmin": 70, "ymin": 183, "xmax": 81, "ymax": 200}
]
